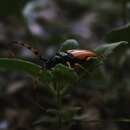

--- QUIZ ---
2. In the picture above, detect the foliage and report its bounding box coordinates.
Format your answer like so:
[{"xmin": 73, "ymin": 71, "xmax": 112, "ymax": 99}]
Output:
[
  {"xmin": 105, "ymin": 24, "xmax": 130, "ymax": 43},
  {"xmin": 0, "ymin": 0, "xmax": 130, "ymax": 130},
  {"xmin": 0, "ymin": 38, "xmax": 128, "ymax": 129}
]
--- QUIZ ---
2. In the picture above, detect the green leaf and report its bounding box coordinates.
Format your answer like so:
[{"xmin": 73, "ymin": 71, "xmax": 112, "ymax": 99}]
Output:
[
  {"xmin": 50, "ymin": 64, "xmax": 79, "ymax": 93},
  {"xmin": 0, "ymin": 58, "xmax": 52, "ymax": 82},
  {"xmin": 0, "ymin": 58, "xmax": 40, "ymax": 76},
  {"xmin": 52, "ymin": 64, "xmax": 79, "ymax": 84},
  {"xmin": 59, "ymin": 39, "xmax": 79, "ymax": 52},
  {"xmin": 105, "ymin": 24, "xmax": 130, "ymax": 43},
  {"xmin": 95, "ymin": 41, "xmax": 128, "ymax": 58},
  {"xmin": 115, "ymin": 118, "xmax": 130, "ymax": 122}
]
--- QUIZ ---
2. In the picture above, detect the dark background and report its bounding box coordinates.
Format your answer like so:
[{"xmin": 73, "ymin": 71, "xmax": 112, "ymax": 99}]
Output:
[{"xmin": 0, "ymin": 0, "xmax": 130, "ymax": 130}]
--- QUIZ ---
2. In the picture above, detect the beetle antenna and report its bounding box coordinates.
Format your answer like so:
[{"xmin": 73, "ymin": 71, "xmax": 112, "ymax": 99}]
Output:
[{"xmin": 11, "ymin": 41, "xmax": 47, "ymax": 62}]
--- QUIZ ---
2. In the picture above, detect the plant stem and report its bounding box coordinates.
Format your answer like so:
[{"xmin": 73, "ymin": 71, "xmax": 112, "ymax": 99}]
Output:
[
  {"xmin": 122, "ymin": 0, "xmax": 128, "ymax": 25},
  {"xmin": 56, "ymin": 82, "xmax": 62, "ymax": 130}
]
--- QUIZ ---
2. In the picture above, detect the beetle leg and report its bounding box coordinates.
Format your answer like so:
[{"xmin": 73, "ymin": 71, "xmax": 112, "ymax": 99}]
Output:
[
  {"xmin": 74, "ymin": 63, "xmax": 92, "ymax": 77},
  {"xmin": 66, "ymin": 61, "xmax": 71, "ymax": 69},
  {"xmin": 74, "ymin": 63, "xmax": 81, "ymax": 68},
  {"xmin": 86, "ymin": 56, "xmax": 97, "ymax": 61}
]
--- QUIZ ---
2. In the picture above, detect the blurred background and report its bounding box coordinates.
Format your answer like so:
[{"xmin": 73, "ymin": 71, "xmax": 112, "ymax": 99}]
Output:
[{"xmin": 0, "ymin": 0, "xmax": 130, "ymax": 130}]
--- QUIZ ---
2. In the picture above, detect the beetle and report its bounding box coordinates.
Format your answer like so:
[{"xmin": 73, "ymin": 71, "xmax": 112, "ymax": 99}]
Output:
[
  {"xmin": 45, "ymin": 50, "xmax": 97, "ymax": 69},
  {"xmin": 12, "ymin": 41, "xmax": 98, "ymax": 70}
]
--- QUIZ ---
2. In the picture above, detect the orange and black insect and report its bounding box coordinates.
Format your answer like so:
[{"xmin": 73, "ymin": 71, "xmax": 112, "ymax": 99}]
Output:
[{"xmin": 12, "ymin": 41, "xmax": 98, "ymax": 69}]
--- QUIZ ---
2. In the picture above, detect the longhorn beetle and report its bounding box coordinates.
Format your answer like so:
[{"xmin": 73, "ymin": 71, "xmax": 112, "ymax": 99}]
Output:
[{"xmin": 12, "ymin": 41, "xmax": 99, "ymax": 70}]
